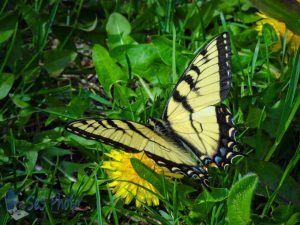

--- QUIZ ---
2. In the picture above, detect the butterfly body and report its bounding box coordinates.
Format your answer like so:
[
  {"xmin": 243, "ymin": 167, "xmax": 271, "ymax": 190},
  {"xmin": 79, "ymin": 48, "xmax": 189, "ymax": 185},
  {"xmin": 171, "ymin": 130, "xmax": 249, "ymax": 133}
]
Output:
[{"xmin": 66, "ymin": 32, "xmax": 241, "ymax": 185}]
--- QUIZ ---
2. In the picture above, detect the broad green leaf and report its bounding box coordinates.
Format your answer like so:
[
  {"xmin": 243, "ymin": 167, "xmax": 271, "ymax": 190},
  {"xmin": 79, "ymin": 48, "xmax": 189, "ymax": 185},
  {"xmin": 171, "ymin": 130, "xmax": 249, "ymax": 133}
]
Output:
[
  {"xmin": 245, "ymin": 107, "xmax": 266, "ymax": 128},
  {"xmin": 272, "ymin": 204, "xmax": 295, "ymax": 223},
  {"xmin": 44, "ymin": 50, "xmax": 77, "ymax": 77},
  {"xmin": 0, "ymin": 12, "xmax": 17, "ymax": 43},
  {"xmin": 42, "ymin": 97, "xmax": 74, "ymax": 125},
  {"xmin": 108, "ymin": 34, "xmax": 136, "ymax": 49},
  {"xmin": 189, "ymin": 203, "xmax": 214, "ymax": 221},
  {"xmin": 66, "ymin": 133, "xmax": 99, "ymax": 146},
  {"xmin": 60, "ymin": 169, "xmax": 96, "ymax": 196},
  {"xmin": 262, "ymin": 83, "xmax": 282, "ymax": 106},
  {"xmin": 111, "ymin": 44, "xmax": 172, "ymax": 85},
  {"xmin": 24, "ymin": 151, "xmax": 38, "ymax": 173},
  {"xmin": 92, "ymin": 44, "xmax": 126, "ymax": 95},
  {"xmin": 0, "ymin": 73, "xmax": 14, "ymax": 100},
  {"xmin": 31, "ymin": 128, "xmax": 63, "ymax": 144},
  {"xmin": 131, "ymin": 158, "xmax": 173, "ymax": 195},
  {"xmin": 199, "ymin": 188, "xmax": 229, "ymax": 203},
  {"xmin": 113, "ymin": 83, "xmax": 136, "ymax": 107},
  {"xmin": 227, "ymin": 173, "xmax": 258, "ymax": 225},
  {"xmin": 152, "ymin": 36, "xmax": 189, "ymax": 72},
  {"xmin": 65, "ymin": 132, "xmax": 106, "ymax": 158},
  {"xmin": 106, "ymin": 13, "xmax": 131, "ymax": 36},
  {"xmin": 83, "ymin": 89, "xmax": 112, "ymax": 107},
  {"xmin": 111, "ymin": 44, "xmax": 170, "ymax": 84},
  {"xmin": 235, "ymin": 12, "xmax": 261, "ymax": 24},
  {"xmin": 106, "ymin": 12, "xmax": 135, "ymax": 48},
  {"xmin": 60, "ymin": 161, "xmax": 95, "ymax": 177},
  {"xmin": 111, "ymin": 44, "xmax": 158, "ymax": 70},
  {"xmin": 243, "ymin": 132, "xmax": 272, "ymax": 159},
  {"xmin": 18, "ymin": 3, "xmax": 47, "ymax": 47},
  {"xmin": 76, "ymin": 16, "xmax": 98, "ymax": 32},
  {"xmin": 287, "ymin": 212, "xmax": 300, "ymax": 225},
  {"xmin": 42, "ymin": 147, "xmax": 71, "ymax": 158},
  {"xmin": 175, "ymin": 183, "xmax": 197, "ymax": 207},
  {"xmin": 142, "ymin": 61, "xmax": 172, "ymax": 86},
  {"xmin": 0, "ymin": 148, "xmax": 9, "ymax": 165},
  {"xmin": 190, "ymin": 188, "xmax": 229, "ymax": 220},
  {"xmin": 67, "ymin": 95, "xmax": 90, "ymax": 118},
  {"xmin": 262, "ymin": 100, "xmax": 284, "ymax": 138},
  {"xmin": 11, "ymin": 94, "xmax": 31, "ymax": 108},
  {"xmin": 244, "ymin": 158, "xmax": 300, "ymax": 205},
  {"xmin": 0, "ymin": 183, "xmax": 12, "ymax": 200},
  {"xmin": 14, "ymin": 139, "xmax": 57, "ymax": 153}
]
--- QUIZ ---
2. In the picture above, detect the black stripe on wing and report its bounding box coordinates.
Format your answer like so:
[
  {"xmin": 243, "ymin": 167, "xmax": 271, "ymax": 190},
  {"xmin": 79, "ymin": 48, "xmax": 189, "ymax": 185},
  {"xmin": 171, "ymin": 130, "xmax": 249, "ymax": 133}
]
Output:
[
  {"xmin": 200, "ymin": 105, "xmax": 241, "ymax": 168},
  {"xmin": 216, "ymin": 33, "xmax": 232, "ymax": 101},
  {"xmin": 194, "ymin": 32, "xmax": 231, "ymax": 101},
  {"xmin": 162, "ymin": 32, "xmax": 232, "ymax": 120},
  {"xmin": 145, "ymin": 151, "xmax": 210, "ymax": 186},
  {"xmin": 65, "ymin": 119, "xmax": 154, "ymax": 153},
  {"xmin": 172, "ymin": 90, "xmax": 193, "ymax": 113}
]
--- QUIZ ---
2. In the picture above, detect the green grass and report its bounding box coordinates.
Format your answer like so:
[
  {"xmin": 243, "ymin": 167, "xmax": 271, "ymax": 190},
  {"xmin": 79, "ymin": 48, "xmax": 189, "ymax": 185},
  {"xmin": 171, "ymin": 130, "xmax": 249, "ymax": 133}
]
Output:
[{"xmin": 0, "ymin": 0, "xmax": 299, "ymax": 224}]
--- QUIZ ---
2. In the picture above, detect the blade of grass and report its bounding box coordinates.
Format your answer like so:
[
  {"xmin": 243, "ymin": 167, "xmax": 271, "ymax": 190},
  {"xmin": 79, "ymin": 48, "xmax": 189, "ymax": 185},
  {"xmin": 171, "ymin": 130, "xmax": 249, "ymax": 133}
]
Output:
[
  {"xmin": 194, "ymin": 1, "xmax": 206, "ymax": 40},
  {"xmin": 44, "ymin": 202, "xmax": 55, "ymax": 225},
  {"xmin": 95, "ymin": 173, "xmax": 102, "ymax": 225},
  {"xmin": 0, "ymin": 22, "xmax": 18, "ymax": 73},
  {"xmin": 211, "ymin": 203, "xmax": 224, "ymax": 225},
  {"xmin": 249, "ymin": 38, "xmax": 260, "ymax": 95},
  {"xmin": 262, "ymin": 33, "xmax": 271, "ymax": 83},
  {"xmin": 42, "ymin": 156, "xmax": 77, "ymax": 182},
  {"xmin": 137, "ymin": 206, "xmax": 171, "ymax": 225},
  {"xmin": 59, "ymin": 0, "xmax": 84, "ymax": 49},
  {"xmin": 164, "ymin": 0, "xmax": 173, "ymax": 33},
  {"xmin": 107, "ymin": 185, "xmax": 119, "ymax": 225},
  {"xmin": 171, "ymin": 23, "xmax": 177, "ymax": 84},
  {"xmin": 46, "ymin": 155, "xmax": 60, "ymax": 202},
  {"xmin": 264, "ymin": 47, "xmax": 300, "ymax": 161},
  {"xmin": 0, "ymin": 0, "xmax": 8, "ymax": 14},
  {"xmin": 280, "ymin": 28, "xmax": 288, "ymax": 65},
  {"xmin": 9, "ymin": 129, "xmax": 17, "ymax": 190},
  {"xmin": 125, "ymin": 53, "xmax": 132, "ymax": 80},
  {"xmin": 172, "ymin": 180, "xmax": 178, "ymax": 224}
]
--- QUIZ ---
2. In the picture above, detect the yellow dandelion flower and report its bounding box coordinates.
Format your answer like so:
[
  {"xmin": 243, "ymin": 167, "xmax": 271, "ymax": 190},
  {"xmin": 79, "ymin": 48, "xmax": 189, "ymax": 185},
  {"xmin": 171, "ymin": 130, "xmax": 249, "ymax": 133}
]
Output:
[
  {"xmin": 101, "ymin": 149, "xmax": 182, "ymax": 208},
  {"xmin": 255, "ymin": 12, "xmax": 300, "ymax": 54}
]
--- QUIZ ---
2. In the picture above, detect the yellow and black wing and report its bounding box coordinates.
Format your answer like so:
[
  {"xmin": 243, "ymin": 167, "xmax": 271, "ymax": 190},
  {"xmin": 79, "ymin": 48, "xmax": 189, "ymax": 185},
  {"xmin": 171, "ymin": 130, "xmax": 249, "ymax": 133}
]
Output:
[
  {"xmin": 162, "ymin": 32, "xmax": 238, "ymax": 168},
  {"xmin": 66, "ymin": 119, "xmax": 209, "ymax": 180},
  {"xmin": 66, "ymin": 33, "xmax": 241, "ymax": 185}
]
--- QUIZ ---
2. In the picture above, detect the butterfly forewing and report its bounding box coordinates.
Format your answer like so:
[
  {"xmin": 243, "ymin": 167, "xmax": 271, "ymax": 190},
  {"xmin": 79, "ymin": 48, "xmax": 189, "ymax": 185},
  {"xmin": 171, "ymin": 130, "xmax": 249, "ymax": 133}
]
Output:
[
  {"xmin": 163, "ymin": 32, "xmax": 231, "ymax": 120},
  {"xmin": 162, "ymin": 32, "xmax": 237, "ymax": 167},
  {"xmin": 66, "ymin": 119, "xmax": 199, "ymax": 166}
]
